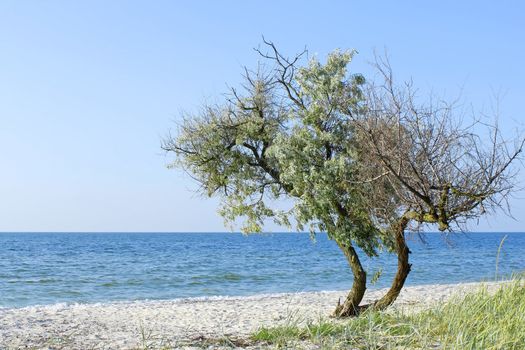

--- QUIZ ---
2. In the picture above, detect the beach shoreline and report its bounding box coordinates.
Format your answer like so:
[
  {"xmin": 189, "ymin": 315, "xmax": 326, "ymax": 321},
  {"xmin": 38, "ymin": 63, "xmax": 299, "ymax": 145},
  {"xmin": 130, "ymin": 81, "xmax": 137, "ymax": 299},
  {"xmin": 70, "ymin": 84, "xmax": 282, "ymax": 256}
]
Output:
[{"xmin": 0, "ymin": 280, "xmax": 508, "ymax": 349}]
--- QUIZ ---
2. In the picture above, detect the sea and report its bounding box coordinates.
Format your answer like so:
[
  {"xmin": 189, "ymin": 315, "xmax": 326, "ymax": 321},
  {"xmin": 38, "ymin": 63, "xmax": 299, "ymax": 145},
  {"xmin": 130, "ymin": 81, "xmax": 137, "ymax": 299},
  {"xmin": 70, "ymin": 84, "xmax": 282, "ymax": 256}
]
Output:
[{"xmin": 0, "ymin": 232, "xmax": 524, "ymax": 308}]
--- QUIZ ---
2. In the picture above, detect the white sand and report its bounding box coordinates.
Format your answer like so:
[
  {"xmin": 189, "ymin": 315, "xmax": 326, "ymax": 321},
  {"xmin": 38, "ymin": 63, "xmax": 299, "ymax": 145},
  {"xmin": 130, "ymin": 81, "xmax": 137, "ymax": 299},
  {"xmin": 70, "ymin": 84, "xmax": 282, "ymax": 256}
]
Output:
[{"xmin": 0, "ymin": 281, "xmax": 505, "ymax": 349}]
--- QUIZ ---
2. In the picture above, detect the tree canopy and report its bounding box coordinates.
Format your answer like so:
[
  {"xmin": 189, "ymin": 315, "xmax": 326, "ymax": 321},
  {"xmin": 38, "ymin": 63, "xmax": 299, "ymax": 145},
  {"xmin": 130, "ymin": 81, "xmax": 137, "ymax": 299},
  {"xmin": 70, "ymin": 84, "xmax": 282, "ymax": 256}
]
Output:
[{"xmin": 164, "ymin": 45, "xmax": 396, "ymax": 256}]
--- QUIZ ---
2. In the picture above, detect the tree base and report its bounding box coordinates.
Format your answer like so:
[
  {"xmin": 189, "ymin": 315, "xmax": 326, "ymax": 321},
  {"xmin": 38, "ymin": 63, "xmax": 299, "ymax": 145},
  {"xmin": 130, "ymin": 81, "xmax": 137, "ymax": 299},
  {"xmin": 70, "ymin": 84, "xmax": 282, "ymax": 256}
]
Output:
[
  {"xmin": 332, "ymin": 299, "xmax": 374, "ymax": 318},
  {"xmin": 332, "ymin": 300, "xmax": 360, "ymax": 318}
]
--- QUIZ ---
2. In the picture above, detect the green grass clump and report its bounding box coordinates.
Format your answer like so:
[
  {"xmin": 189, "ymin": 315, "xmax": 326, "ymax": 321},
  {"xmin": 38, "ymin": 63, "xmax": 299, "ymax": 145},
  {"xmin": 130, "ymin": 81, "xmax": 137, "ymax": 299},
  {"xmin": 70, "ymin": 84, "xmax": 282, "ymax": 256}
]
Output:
[
  {"xmin": 416, "ymin": 280, "xmax": 525, "ymax": 349},
  {"xmin": 252, "ymin": 279, "xmax": 525, "ymax": 349}
]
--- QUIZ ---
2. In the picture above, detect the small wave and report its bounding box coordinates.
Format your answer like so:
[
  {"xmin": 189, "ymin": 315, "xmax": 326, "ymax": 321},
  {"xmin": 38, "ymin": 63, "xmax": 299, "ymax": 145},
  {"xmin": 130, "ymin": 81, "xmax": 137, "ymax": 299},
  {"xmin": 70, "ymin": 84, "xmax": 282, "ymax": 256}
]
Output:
[
  {"xmin": 101, "ymin": 282, "xmax": 118, "ymax": 287},
  {"xmin": 220, "ymin": 273, "xmax": 242, "ymax": 281},
  {"xmin": 6, "ymin": 278, "xmax": 60, "ymax": 284},
  {"xmin": 0, "ymin": 289, "xmax": 344, "ymax": 311},
  {"xmin": 190, "ymin": 273, "xmax": 243, "ymax": 283}
]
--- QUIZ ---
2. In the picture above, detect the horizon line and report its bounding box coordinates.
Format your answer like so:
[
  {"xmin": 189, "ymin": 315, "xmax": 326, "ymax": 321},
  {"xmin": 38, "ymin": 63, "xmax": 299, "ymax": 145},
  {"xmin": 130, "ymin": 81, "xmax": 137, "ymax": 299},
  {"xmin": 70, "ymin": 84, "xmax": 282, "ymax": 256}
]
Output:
[{"xmin": 1, "ymin": 231, "xmax": 524, "ymax": 234}]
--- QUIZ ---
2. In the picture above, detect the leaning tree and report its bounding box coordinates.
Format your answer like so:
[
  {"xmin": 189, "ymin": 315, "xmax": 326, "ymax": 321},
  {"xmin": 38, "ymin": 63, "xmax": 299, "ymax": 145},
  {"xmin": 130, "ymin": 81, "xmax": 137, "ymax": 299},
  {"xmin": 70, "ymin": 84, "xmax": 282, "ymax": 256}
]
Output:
[
  {"xmin": 163, "ymin": 41, "xmax": 524, "ymax": 317},
  {"xmin": 163, "ymin": 42, "xmax": 398, "ymax": 317},
  {"xmin": 348, "ymin": 56, "xmax": 524, "ymax": 310}
]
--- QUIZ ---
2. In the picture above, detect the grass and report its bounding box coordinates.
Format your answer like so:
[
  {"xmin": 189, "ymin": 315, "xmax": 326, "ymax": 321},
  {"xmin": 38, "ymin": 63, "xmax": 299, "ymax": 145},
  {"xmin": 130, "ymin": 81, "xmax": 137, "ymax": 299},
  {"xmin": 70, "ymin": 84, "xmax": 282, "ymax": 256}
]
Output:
[{"xmin": 251, "ymin": 278, "xmax": 525, "ymax": 349}]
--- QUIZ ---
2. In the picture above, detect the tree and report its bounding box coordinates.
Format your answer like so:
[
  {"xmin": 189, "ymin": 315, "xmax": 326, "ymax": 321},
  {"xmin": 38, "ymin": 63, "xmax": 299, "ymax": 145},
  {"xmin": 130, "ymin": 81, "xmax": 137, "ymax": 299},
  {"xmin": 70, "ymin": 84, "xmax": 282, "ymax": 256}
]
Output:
[
  {"xmin": 163, "ymin": 41, "xmax": 397, "ymax": 317},
  {"xmin": 349, "ymin": 56, "xmax": 524, "ymax": 310},
  {"xmin": 163, "ymin": 41, "xmax": 524, "ymax": 317}
]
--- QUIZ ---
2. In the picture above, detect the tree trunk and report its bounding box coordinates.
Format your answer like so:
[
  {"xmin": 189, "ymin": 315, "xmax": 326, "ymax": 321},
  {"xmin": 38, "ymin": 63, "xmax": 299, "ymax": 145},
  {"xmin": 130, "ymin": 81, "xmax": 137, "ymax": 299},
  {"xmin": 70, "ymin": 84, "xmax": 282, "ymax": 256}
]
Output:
[
  {"xmin": 332, "ymin": 240, "xmax": 367, "ymax": 317},
  {"xmin": 372, "ymin": 217, "xmax": 411, "ymax": 310}
]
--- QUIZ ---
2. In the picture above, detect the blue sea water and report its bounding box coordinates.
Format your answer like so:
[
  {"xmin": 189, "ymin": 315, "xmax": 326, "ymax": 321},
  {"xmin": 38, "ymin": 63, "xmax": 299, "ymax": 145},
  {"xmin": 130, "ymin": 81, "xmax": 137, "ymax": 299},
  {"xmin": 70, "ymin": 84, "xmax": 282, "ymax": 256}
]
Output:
[{"xmin": 0, "ymin": 232, "xmax": 524, "ymax": 308}]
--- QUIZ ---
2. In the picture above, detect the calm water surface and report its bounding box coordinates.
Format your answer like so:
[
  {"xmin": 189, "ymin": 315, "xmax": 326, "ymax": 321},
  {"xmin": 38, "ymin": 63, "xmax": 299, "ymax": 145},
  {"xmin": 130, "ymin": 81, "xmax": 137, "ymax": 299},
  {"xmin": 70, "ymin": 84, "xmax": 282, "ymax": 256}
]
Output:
[{"xmin": 0, "ymin": 232, "xmax": 524, "ymax": 308}]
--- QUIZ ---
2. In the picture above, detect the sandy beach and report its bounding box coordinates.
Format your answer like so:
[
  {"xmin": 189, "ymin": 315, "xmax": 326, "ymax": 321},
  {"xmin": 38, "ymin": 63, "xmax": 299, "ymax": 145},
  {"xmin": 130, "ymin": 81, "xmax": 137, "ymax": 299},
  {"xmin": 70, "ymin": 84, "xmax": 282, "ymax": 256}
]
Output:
[{"xmin": 0, "ymin": 281, "xmax": 507, "ymax": 349}]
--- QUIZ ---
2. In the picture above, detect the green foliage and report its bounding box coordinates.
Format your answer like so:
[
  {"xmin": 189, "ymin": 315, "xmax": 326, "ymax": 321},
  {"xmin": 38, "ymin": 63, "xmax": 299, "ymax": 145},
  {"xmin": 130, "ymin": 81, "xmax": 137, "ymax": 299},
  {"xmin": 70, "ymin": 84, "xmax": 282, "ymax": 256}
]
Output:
[
  {"xmin": 252, "ymin": 279, "xmax": 525, "ymax": 349},
  {"xmin": 165, "ymin": 46, "xmax": 396, "ymax": 256},
  {"xmin": 370, "ymin": 267, "xmax": 383, "ymax": 285}
]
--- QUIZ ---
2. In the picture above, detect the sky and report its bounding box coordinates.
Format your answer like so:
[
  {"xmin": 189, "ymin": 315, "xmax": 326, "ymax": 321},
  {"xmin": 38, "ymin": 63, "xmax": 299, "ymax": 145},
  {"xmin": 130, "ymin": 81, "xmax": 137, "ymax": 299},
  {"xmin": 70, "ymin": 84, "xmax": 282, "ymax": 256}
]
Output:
[{"xmin": 1, "ymin": 1, "xmax": 524, "ymax": 232}]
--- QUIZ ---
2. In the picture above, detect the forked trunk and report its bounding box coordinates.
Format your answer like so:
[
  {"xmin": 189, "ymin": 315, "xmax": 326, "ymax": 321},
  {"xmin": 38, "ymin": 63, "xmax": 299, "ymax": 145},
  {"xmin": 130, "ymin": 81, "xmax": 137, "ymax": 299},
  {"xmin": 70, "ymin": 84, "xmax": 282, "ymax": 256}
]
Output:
[
  {"xmin": 372, "ymin": 217, "xmax": 411, "ymax": 310},
  {"xmin": 332, "ymin": 240, "xmax": 367, "ymax": 317}
]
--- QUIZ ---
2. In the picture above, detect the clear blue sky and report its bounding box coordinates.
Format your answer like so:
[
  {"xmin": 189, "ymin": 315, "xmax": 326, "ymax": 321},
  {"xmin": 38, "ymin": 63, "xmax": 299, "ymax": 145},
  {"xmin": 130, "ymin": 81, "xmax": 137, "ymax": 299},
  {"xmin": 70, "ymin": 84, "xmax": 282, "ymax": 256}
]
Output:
[{"xmin": 1, "ymin": 1, "xmax": 524, "ymax": 232}]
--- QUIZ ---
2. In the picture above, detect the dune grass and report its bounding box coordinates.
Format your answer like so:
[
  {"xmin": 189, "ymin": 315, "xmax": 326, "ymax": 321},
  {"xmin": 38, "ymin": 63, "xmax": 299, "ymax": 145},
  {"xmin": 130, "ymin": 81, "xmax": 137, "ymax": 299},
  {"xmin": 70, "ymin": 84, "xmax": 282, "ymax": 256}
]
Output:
[{"xmin": 252, "ymin": 279, "xmax": 525, "ymax": 349}]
